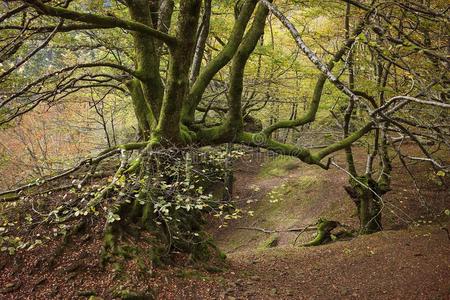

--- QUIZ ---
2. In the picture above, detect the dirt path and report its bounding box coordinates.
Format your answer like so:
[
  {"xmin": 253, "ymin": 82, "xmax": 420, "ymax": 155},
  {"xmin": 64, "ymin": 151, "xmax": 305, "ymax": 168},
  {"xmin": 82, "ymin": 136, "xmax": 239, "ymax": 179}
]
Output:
[
  {"xmin": 209, "ymin": 226, "xmax": 450, "ymax": 300},
  {"xmin": 199, "ymin": 152, "xmax": 450, "ymax": 299},
  {"xmin": 213, "ymin": 153, "xmax": 356, "ymax": 253}
]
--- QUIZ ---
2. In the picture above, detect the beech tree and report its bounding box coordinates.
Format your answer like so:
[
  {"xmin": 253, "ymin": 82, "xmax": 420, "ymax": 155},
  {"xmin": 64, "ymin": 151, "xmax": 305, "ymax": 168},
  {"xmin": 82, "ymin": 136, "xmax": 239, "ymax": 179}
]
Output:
[{"xmin": 0, "ymin": 0, "xmax": 448, "ymax": 255}]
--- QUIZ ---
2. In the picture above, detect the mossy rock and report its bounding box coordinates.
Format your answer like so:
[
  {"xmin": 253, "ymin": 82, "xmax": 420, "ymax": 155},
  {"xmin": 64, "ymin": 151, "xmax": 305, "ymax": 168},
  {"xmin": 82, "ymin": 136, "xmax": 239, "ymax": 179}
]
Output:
[{"xmin": 258, "ymin": 234, "xmax": 279, "ymax": 249}]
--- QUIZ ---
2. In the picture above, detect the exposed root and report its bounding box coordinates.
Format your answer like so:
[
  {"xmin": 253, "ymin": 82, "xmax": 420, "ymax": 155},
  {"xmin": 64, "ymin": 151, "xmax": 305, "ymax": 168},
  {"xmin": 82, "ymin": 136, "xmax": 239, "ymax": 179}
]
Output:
[{"xmin": 302, "ymin": 219, "xmax": 340, "ymax": 247}]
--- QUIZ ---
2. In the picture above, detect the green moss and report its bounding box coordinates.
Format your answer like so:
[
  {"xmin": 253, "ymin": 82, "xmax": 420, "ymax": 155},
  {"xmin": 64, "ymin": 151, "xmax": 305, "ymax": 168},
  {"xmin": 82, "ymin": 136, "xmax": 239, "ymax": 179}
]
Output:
[
  {"xmin": 259, "ymin": 156, "xmax": 299, "ymax": 178},
  {"xmin": 296, "ymin": 175, "xmax": 318, "ymax": 189},
  {"xmin": 218, "ymin": 174, "xmax": 325, "ymax": 252},
  {"xmin": 303, "ymin": 219, "xmax": 339, "ymax": 247},
  {"xmin": 118, "ymin": 142, "xmax": 148, "ymax": 151},
  {"xmin": 258, "ymin": 234, "xmax": 279, "ymax": 249},
  {"xmin": 125, "ymin": 157, "xmax": 142, "ymax": 174},
  {"xmin": 180, "ymin": 126, "xmax": 197, "ymax": 144},
  {"xmin": 218, "ymin": 251, "xmax": 227, "ymax": 261}
]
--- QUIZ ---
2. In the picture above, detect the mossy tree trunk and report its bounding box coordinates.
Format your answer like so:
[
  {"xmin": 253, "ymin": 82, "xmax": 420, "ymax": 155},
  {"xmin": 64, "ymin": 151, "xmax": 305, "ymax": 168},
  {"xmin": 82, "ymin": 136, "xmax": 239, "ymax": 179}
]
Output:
[
  {"xmin": 345, "ymin": 175, "xmax": 390, "ymax": 234},
  {"xmin": 126, "ymin": 0, "xmax": 165, "ymax": 123},
  {"xmin": 23, "ymin": 0, "xmax": 376, "ymax": 171},
  {"xmin": 22, "ymin": 0, "xmax": 383, "ymax": 259},
  {"xmin": 341, "ymin": 4, "xmax": 392, "ymax": 235}
]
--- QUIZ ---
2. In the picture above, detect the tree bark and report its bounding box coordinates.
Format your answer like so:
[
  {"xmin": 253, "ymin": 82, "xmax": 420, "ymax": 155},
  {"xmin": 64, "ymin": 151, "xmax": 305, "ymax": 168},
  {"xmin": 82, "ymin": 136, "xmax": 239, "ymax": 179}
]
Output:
[
  {"xmin": 154, "ymin": 0, "xmax": 202, "ymax": 143},
  {"xmin": 345, "ymin": 177, "xmax": 385, "ymax": 234}
]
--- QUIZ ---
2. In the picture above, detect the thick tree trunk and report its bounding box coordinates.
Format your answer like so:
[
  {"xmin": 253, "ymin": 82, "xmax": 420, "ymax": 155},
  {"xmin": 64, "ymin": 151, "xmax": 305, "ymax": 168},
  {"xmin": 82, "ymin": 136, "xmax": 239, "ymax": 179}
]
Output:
[
  {"xmin": 126, "ymin": 79, "xmax": 154, "ymax": 139},
  {"xmin": 357, "ymin": 189, "xmax": 382, "ymax": 234},
  {"xmin": 345, "ymin": 177, "xmax": 384, "ymax": 234},
  {"xmin": 154, "ymin": 0, "xmax": 201, "ymax": 143},
  {"xmin": 127, "ymin": 0, "xmax": 165, "ymax": 121}
]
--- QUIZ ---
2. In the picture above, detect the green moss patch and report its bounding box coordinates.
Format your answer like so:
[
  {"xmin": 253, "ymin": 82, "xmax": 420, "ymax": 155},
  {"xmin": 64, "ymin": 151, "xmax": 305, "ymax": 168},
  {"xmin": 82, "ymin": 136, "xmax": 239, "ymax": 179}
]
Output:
[
  {"xmin": 258, "ymin": 234, "xmax": 279, "ymax": 249},
  {"xmin": 259, "ymin": 156, "xmax": 300, "ymax": 178}
]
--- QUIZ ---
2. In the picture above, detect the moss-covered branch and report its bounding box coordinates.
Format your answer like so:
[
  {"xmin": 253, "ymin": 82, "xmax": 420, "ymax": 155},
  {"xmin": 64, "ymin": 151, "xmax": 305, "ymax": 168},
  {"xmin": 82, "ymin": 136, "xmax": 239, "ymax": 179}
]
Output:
[
  {"xmin": 23, "ymin": 0, "xmax": 177, "ymax": 47},
  {"xmin": 238, "ymin": 132, "xmax": 327, "ymax": 167},
  {"xmin": 154, "ymin": 0, "xmax": 202, "ymax": 143},
  {"xmin": 225, "ymin": 1, "xmax": 270, "ymax": 134},
  {"xmin": 190, "ymin": 2, "xmax": 270, "ymax": 145},
  {"xmin": 182, "ymin": 0, "xmax": 257, "ymax": 124},
  {"xmin": 236, "ymin": 121, "xmax": 373, "ymax": 169},
  {"xmin": 316, "ymin": 122, "xmax": 374, "ymax": 159}
]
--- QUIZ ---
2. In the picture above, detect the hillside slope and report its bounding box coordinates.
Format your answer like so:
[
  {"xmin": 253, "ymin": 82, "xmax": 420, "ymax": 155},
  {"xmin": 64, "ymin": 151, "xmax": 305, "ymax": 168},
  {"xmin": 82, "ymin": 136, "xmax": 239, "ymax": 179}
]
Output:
[{"xmin": 0, "ymin": 149, "xmax": 449, "ymax": 299}]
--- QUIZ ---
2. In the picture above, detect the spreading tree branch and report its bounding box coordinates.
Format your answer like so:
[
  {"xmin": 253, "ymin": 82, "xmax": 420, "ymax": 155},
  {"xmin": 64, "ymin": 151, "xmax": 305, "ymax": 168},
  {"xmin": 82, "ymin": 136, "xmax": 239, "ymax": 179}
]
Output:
[{"xmin": 21, "ymin": 0, "xmax": 177, "ymax": 47}]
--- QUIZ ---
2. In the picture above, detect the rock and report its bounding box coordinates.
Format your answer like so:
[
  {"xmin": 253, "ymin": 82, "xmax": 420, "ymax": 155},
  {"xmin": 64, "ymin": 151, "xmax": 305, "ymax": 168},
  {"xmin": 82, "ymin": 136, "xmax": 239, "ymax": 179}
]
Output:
[
  {"xmin": 270, "ymin": 288, "xmax": 277, "ymax": 296},
  {"xmin": 1, "ymin": 281, "xmax": 21, "ymax": 294},
  {"xmin": 250, "ymin": 275, "xmax": 260, "ymax": 281}
]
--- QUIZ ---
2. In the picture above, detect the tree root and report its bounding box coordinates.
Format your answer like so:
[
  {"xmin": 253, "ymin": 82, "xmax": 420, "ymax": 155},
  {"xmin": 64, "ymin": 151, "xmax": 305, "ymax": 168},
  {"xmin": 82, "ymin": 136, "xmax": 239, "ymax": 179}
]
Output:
[{"xmin": 302, "ymin": 219, "xmax": 340, "ymax": 247}]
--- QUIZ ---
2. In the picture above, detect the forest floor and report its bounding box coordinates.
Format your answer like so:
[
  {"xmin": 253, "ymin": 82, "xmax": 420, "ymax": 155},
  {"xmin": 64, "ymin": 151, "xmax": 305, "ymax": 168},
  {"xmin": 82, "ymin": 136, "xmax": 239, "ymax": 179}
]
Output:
[{"xmin": 0, "ymin": 146, "xmax": 449, "ymax": 299}]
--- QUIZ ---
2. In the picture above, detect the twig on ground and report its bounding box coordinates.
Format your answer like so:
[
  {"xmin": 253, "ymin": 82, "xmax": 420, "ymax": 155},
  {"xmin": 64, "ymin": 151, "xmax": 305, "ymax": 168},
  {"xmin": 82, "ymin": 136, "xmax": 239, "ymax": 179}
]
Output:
[{"xmin": 237, "ymin": 226, "xmax": 317, "ymax": 234}]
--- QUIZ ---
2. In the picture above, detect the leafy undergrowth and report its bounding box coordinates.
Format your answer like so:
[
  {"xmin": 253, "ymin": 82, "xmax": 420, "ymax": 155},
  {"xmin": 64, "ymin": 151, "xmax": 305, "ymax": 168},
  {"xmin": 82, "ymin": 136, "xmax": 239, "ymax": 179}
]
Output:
[
  {"xmin": 0, "ymin": 163, "xmax": 229, "ymax": 299},
  {"xmin": 0, "ymin": 146, "xmax": 449, "ymax": 299}
]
